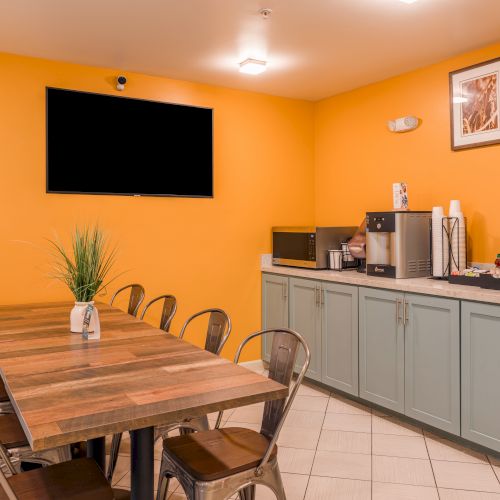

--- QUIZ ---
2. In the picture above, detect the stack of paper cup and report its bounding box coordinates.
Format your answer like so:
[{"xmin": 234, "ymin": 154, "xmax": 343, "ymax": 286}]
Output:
[
  {"xmin": 432, "ymin": 207, "xmax": 449, "ymax": 277},
  {"xmin": 449, "ymin": 200, "xmax": 467, "ymax": 273}
]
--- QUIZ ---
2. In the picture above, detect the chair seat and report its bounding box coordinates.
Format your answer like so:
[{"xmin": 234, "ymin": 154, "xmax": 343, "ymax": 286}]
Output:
[
  {"xmin": 0, "ymin": 414, "xmax": 29, "ymax": 449},
  {"xmin": 162, "ymin": 427, "xmax": 277, "ymax": 482},
  {"xmin": 0, "ymin": 380, "xmax": 10, "ymax": 403},
  {"xmin": 0, "ymin": 458, "xmax": 128, "ymax": 500}
]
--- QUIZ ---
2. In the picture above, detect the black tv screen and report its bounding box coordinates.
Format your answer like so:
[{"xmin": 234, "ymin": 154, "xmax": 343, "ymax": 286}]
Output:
[{"xmin": 46, "ymin": 88, "xmax": 213, "ymax": 197}]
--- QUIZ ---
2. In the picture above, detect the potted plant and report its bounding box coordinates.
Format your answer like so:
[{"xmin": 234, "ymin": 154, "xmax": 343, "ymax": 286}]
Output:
[{"xmin": 49, "ymin": 226, "xmax": 117, "ymax": 333}]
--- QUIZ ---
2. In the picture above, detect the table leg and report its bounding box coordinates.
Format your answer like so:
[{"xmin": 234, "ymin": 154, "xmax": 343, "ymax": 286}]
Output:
[
  {"xmin": 87, "ymin": 437, "xmax": 106, "ymax": 472},
  {"xmin": 130, "ymin": 426, "xmax": 154, "ymax": 500}
]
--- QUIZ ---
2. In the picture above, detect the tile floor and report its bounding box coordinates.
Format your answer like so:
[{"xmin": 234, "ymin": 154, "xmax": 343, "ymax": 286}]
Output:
[{"xmin": 110, "ymin": 363, "xmax": 500, "ymax": 499}]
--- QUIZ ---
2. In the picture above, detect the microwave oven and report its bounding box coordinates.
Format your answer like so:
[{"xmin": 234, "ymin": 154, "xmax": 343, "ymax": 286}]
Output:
[{"xmin": 272, "ymin": 226, "xmax": 357, "ymax": 269}]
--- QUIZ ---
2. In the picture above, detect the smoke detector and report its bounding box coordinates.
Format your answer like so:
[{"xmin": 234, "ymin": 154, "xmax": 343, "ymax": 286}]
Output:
[{"xmin": 259, "ymin": 8, "xmax": 273, "ymax": 19}]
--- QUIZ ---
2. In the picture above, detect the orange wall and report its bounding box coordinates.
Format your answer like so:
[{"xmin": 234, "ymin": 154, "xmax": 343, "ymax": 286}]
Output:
[
  {"xmin": 315, "ymin": 43, "xmax": 500, "ymax": 263},
  {"xmin": 0, "ymin": 52, "xmax": 315, "ymax": 360}
]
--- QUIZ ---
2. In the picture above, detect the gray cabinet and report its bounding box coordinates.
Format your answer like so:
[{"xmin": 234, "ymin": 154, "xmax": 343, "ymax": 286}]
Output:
[
  {"xmin": 405, "ymin": 294, "xmax": 460, "ymax": 434},
  {"xmin": 462, "ymin": 301, "xmax": 500, "ymax": 452},
  {"xmin": 321, "ymin": 283, "xmax": 359, "ymax": 396},
  {"xmin": 359, "ymin": 287, "xmax": 460, "ymax": 431},
  {"xmin": 289, "ymin": 277, "xmax": 322, "ymax": 381},
  {"xmin": 359, "ymin": 288, "xmax": 405, "ymax": 412},
  {"xmin": 262, "ymin": 273, "xmax": 466, "ymax": 442},
  {"xmin": 261, "ymin": 274, "xmax": 289, "ymax": 362}
]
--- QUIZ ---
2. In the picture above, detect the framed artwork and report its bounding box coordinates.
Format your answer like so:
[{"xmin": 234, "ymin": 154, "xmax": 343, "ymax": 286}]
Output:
[{"xmin": 449, "ymin": 57, "xmax": 500, "ymax": 150}]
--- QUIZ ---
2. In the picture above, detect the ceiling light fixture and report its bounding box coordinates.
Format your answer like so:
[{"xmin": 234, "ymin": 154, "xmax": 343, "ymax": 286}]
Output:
[
  {"xmin": 239, "ymin": 58, "xmax": 267, "ymax": 75},
  {"xmin": 399, "ymin": 0, "xmax": 418, "ymax": 3}
]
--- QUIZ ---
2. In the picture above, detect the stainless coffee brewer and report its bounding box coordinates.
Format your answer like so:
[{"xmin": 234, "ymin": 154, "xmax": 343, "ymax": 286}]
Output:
[{"xmin": 366, "ymin": 211, "xmax": 431, "ymax": 279}]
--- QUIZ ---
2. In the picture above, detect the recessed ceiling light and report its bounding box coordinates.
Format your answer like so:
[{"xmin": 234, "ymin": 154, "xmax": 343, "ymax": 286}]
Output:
[
  {"xmin": 400, "ymin": 0, "xmax": 418, "ymax": 3},
  {"xmin": 239, "ymin": 58, "xmax": 267, "ymax": 75}
]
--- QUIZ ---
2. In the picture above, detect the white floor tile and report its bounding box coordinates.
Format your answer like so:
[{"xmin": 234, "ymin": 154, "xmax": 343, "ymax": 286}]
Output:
[
  {"xmin": 439, "ymin": 489, "xmax": 500, "ymax": 500},
  {"xmin": 110, "ymin": 454, "xmax": 130, "ymax": 485},
  {"xmin": 317, "ymin": 429, "xmax": 371, "ymax": 454},
  {"xmin": 327, "ymin": 395, "xmax": 371, "ymax": 415},
  {"xmin": 311, "ymin": 450, "xmax": 371, "ymax": 480},
  {"xmin": 372, "ymin": 415, "xmax": 422, "ymax": 437},
  {"xmin": 490, "ymin": 456, "xmax": 500, "ymax": 483},
  {"xmin": 297, "ymin": 383, "xmax": 330, "ymax": 398},
  {"xmin": 291, "ymin": 395, "xmax": 329, "ymax": 412},
  {"xmin": 373, "ymin": 482, "xmax": 439, "ymax": 500},
  {"xmin": 425, "ymin": 432, "xmax": 488, "ymax": 464},
  {"xmin": 109, "ymin": 380, "xmax": 500, "ymax": 499},
  {"xmin": 372, "ymin": 455, "xmax": 435, "ymax": 486},
  {"xmin": 305, "ymin": 476, "xmax": 371, "ymax": 499},
  {"xmin": 322, "ymin": 413, "xmax": 372, "ymax": 433},
  {"xmin": 115, "ymin": 459, "xmax": 175, "ymax": 490},
  {"xmin": 372, "ymin": 433, "xmax": 428, "ymax": 459},
  {"xmin": 283, "ymin": 409, "xmax": 325, "ymax": 430},
  {"xmin": 255, "ymin": 472, "xmax": 309, "ymax": 500},
  {"xmin": 278, "ymin": 446, "xmax": 315, "ymax": 474},
  {"xmin": 432, "ymin": 460, "xmax": 500, "ymax": 493},
  {"xmin": 229, "ymin": 403, "xmax": 264, "ymax": 424},
  {"xmin": 277, "ymin": 426, "xmax": 321, "ymax": 450}
]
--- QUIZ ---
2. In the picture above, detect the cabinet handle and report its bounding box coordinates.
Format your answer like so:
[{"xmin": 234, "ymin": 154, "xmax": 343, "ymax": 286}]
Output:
[
  {"xmin": 396, "ymin": 299, "xmax": 402, "ymax": 324},
  {"xmin": 283, "ymin": 283, "xmax": 288, "ymax": 300},
  {"xmin": 315, "ymin": 286, "xmax": 320, "ymax": 306},
  {"xmin": 320, "ymin": 286, "xmax": 324, "ymax": 306},
  {"xmin": 404, "ymin": 300, "xmax": 409, "ymax": 326}
]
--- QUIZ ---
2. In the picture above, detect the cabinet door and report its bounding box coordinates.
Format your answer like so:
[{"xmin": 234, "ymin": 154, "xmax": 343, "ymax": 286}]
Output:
[
  {"xmin": 289, "ymin": 277, "xmax": 322, "ymax": 381},
  {"xmin": 359, "ymin": 287, "xmax": 405, "ymax": 412},
  {"xmin": 261, "ymin": 274, "xmax": 289, "ymax": 363},
  {"xmin": 462, "ymin": 301, "xmax": 500, "ymax": 452},
  {"xmin": 321, "ymin": 283, "xmax": 359, "ymax": 396},
  {"xmin": 404, "ymin": 294, "xmax": 460, "ymax": 434}
]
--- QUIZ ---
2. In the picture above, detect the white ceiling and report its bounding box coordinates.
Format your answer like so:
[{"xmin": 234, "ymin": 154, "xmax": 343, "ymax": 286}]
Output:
[{"xmin": 0, "ymin": 0, "xmax": 499, "ymax": 101}]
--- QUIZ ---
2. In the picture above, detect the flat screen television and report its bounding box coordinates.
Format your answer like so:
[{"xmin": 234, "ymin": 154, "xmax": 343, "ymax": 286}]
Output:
[{"xmin": 46, "ymin": 87, "xmax": 213, "ymax": 197}]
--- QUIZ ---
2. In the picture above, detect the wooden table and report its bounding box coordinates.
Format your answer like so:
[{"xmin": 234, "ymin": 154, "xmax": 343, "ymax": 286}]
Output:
[{"xmin": 0, "ymin": 302, "xmax": 287, "ymax": 499}]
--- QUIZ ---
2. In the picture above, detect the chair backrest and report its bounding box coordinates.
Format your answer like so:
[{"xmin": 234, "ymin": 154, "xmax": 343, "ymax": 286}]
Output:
[
  {"xmin": 0, "ymin": 443, "xmax": 18, "ymax": 499},
  {"xmin": 140, "ymin": 295, "xmax": 177, "ymax": 332},
  {"xmin": 179, "ymin": 309, "xmax": 231, "ymax": 355},
  {"xmin": 233, "ymin": 328, "xmax": 310, "ymax": 474},
  {"xmin": 110, "ymin": 284, "xmax": 145, "ymax": 317}
]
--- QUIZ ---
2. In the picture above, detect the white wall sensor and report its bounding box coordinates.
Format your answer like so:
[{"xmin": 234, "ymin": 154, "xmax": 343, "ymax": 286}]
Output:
[{"xmin": 387, "ymin": 116, "xmax": 419, "ymax": 133}]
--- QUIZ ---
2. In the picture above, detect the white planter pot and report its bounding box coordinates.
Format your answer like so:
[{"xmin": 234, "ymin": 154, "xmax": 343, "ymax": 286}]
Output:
[{"xmin": 70, "ymin": 301, "xmax": 96, "ymax": 333}]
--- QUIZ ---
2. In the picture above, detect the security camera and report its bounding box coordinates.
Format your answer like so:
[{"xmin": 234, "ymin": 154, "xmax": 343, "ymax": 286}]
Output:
[{"xmin": 116, "ymin": 75, "xmax": 127, "ymax": 91}]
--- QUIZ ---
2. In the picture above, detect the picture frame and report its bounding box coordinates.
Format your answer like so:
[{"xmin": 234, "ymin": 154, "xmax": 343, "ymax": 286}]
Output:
[{"xmin": 449, "ymin": 57, "xmax": 500, "ymax": 151}]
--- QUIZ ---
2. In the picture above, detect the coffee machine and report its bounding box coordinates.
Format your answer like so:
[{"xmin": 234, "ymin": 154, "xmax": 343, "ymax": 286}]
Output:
[{"xmin": 366, "ymin": 211, "xmax": 431, "ymax": 279}]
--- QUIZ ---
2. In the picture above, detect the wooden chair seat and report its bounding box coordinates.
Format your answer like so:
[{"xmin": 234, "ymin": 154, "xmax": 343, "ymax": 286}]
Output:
[
  {"xmin": 0, "ymin": 414, "xmax": 29, "ymax": 449},
  {"xmin": 162, "ymin": 427, "xmax": 277, "ymax": 482},
  {"xmin": 0, "ymin": 381, "xmax": 9, "ymax": 403},
  {"xmin": 0, "ymin": 458, "xmax": 129, "ymax": 500}
]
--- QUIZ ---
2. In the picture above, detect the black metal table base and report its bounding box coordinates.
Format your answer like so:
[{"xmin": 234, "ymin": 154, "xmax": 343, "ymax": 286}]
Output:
[
  {"xmin": 87, "ymin": 436, "xmax": 106, "ymax": 472},
  {"xmin": 131, "ymin": 426, "xmax": 154, "ymax": 500}
]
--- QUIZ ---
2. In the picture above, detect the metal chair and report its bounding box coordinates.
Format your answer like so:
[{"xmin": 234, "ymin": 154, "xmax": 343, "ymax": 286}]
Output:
[
  {"xmin": 156, "ymin": 328, "xmax": 310, "ymax": 500},
  {"xmin": 106, "ymin": 308, "xmax": 231, "ymax": 483},
  {"xmin": 0, "ymin": 413, "xmax": 71, "ymax": 475},
  {"xmin": 179, "ymin": 308, "xmax": 231, "ymax": 356},
  {"xmin": 140, "ymin": 295, "xmax": 177, "ymax": 332},
  {"xmin": 0, "ymin": 449, "xmax": 129, "ymax": 500},
  {"xmin": 110, "ymin": 284, "xmax": 145, "ymax": 317},
  {"xmin": 174, "ymin": 308, "xmax": 232, "ymax": 434}
]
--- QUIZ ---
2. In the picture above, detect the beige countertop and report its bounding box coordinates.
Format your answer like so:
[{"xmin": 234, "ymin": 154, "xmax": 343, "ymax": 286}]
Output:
[{"xmin": 261, "ymin": 256, "xmax": 500, "ymax": 306}]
